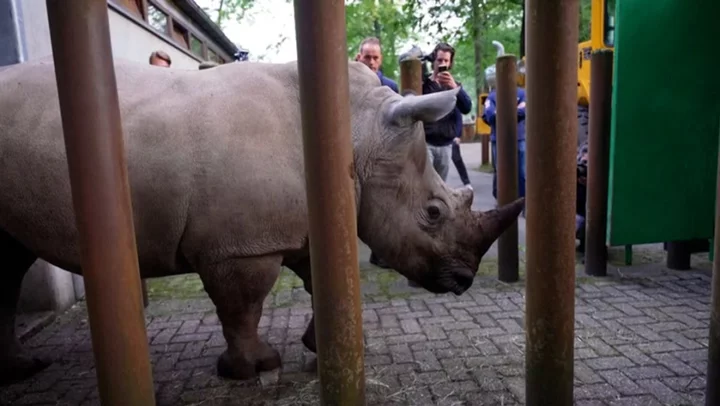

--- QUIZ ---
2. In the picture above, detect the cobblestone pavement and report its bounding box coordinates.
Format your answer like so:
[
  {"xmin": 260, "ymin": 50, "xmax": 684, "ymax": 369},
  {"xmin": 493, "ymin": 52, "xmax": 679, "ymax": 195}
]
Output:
[{"xmin": 1, "ymin": 244, "xmax": 714, "ymax": 406}]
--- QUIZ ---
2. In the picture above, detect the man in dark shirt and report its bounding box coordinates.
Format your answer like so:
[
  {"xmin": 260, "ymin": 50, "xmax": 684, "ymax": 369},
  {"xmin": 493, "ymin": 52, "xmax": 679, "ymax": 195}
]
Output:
[
  {"xmin": 355, "ymin": 37, "xmax": 399, "ymax": 93},
  {"xmin": 481, "ymin": 87, "xmax": 527, "ymax": 200},
  {"xmin": 355, "ymin": 36, "xmax": 398, "ymax": 269},
  {"xmin": 422, "ymin": 43, "xmax": 472, "ymax": 182}
]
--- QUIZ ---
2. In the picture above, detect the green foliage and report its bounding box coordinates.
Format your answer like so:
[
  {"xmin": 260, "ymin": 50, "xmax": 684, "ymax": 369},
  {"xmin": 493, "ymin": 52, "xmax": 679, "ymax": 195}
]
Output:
[
  {"xmin": 200, "ymin": 0, "xmax": 257, "ymax": 29},
  {"xmin": 344, "ymin": 0, "xmax": 418, "ymax": 82}
]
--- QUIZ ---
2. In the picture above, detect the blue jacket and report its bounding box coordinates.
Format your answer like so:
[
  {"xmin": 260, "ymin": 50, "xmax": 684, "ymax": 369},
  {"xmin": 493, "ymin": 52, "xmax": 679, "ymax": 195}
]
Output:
[
  {"xmin": 482, "ymin": 88, "xmax": 526, "ymax": 142},
  {"xmin": 377, "ymin": 71, "xmax": 399, "ymax": 93}
]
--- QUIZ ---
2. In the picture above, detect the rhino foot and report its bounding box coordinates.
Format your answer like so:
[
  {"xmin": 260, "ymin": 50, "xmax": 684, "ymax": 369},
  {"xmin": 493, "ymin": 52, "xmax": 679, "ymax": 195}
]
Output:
[
  {"xmin": 301, "ymin": 316, "xmax": 316, "ymax": 353},
  {"xmin": 216, "ymin": 342, "xmax": 281, "ymax": 380},
  {"xmin": 0, "ymin": 353, "xmax": 51, "ymax": 386}
]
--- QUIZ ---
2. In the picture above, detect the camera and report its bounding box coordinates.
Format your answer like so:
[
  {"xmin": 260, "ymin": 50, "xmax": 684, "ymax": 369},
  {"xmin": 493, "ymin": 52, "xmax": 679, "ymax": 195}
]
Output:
[{"xmin": 438, "ymin": 65, "xmax": 449, "ymax": 73}]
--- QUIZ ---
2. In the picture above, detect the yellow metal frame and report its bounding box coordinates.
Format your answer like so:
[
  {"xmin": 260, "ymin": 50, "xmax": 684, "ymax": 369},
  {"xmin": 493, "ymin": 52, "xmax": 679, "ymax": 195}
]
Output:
[
  {"xmin": 477, "ymin": 0, "xmax": 614, "ymax": 134},
  {"xmin": 577, "ymin": 0, "xmax": 614, "ymax": 106}
]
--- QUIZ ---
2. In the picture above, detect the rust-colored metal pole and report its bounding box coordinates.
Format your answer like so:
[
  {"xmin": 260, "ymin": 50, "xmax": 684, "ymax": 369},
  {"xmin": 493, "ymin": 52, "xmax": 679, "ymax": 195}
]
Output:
[
  {"xmin": 706, "ymin": 133, "xmax": 720, "ymax": 406},
  {"xmin": 45, "ymin": 1, "xmax": 155, "ymax": 405},
  {"xmin": 495, "ymin": 55, "xmax": 519, "ymax": 283},
  {"xmin": 292, "ymin": 1, "xmax": 365, "ymax": 405},
  {"xmin": 400, "ymin": 58, "xmax": 423, "ymax": 96},
  {"xmin": 584, "ymin": 49, "xmax": 613, "ymax": 277},
  {"xmin": 524, "ymin": 0, "xmax": 579, "ymax": 404},
  {"xmin": 481, "ymin": 134, "xmax": 490, "ymax": 165}
]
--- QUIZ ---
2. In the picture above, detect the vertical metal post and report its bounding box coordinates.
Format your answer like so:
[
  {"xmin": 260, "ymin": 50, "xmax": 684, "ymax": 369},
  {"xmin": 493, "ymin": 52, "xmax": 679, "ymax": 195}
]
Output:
[
  {"xmin": 706, "ymin": 135, "xmax": 720, "ymax": 406},
  {"xmin": 141, "ymin": 279, "xmax": 149, "ymax": 308},
  {"xmin": 666, "ymin": 241, "xmax": 692, "ymax": 270},
  {"xmin": 400, "ymin": 58, "xmax": 423, "ymax": 96},
  {"xmin": 496, "ymin": 55, "xmax": 519, "ymax": 283},
  {"xmin": 524, "ymin": 0, "xmax": 579, "ymax": 404},
  {"xmin": 293, "ymin": 2, "xmax": 365, "ymax": 405},
  {"xmin": 45, "ymin": 1, "xmax": 155, "ymax": 405},
  {"xmin": 481, "ymin": 134, "xmax": 490, "ymax": 165},
  {"xmin": 585, "ymin": 49, "xmax": 613, "ymax": 276}
]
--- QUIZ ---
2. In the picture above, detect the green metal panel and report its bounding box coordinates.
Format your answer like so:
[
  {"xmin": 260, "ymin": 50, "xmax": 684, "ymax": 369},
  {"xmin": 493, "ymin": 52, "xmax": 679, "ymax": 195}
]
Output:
[{"xmin": 606, "ymin": 0, "xmax": 720, "ymax": 246}]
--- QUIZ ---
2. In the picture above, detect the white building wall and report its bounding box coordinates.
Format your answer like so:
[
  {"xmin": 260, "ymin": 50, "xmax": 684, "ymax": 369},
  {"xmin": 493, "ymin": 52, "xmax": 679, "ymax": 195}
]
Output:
[{"xmin": 17, "ymin": 0, "xmax": 205, "ymax": 69}]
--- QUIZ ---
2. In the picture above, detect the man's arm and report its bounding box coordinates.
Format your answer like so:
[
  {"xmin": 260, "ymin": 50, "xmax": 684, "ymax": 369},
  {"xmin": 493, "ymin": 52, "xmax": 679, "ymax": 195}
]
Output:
[
  {"xmin": 455, "ymin": 84, "xmax": 472, "ymax": 114},
  {"xmin": 482, "ymin": 93, "xmax": 497, "ymax": 125},
  {"xmin": 517, "ymin": 89, "xmax": 526, "ymax": 120}
]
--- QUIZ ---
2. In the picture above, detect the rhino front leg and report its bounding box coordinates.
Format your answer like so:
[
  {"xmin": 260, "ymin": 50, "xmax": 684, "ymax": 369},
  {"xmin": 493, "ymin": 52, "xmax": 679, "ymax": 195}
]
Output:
[
  {"xmin": 198, "ymin": 255, "xmax": 282, "ymax": 380},
  {"xmin": 286, "ymin": 258, "xmax": 316, "ymax": 353},
  {"xmin": 0, "ymin": 229, "xmax": 50, "ymax": 385}
]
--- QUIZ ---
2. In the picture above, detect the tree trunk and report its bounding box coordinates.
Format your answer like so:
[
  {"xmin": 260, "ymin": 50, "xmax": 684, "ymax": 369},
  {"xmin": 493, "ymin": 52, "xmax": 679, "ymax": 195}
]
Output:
[
  {"xmin": 471, "ymin": 0, "xmax": 485, "ymax": 117},
  {"xmin": 216, "ymin": 0, "xmax": 225, "ymax": 26},
  {"xmin": 520, "ymin": 0, "xmax": 526, "ymax": 58}
]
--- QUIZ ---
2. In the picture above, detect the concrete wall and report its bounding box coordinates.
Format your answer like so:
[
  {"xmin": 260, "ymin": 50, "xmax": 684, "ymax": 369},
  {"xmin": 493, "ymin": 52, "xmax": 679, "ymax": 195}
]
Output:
[{"xmin": 4, "ymin": 0, "xmax": 232, "ymax": 313}]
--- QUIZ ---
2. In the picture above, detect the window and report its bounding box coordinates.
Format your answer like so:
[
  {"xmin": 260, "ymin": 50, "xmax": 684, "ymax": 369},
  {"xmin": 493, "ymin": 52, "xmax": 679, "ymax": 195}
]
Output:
[
  {"xmin": 148, "ymin": 3, "xmax": 168, "ymax": 34},
  {"xmin": 190, "ymin": 34, "xmax": 204, "ymax": 57},
  {"xmin": 604, "ymin": 0, "xmax": 616, "ymax": 47},
  {"xmin": 113, "ymin": 0, "xmax": 234, "ymax": 63},
  {"xmin": 117, "ymin": 0, "xmax": 144, "ymax": 19},
  {"xmin": 172, "ymin": 21, "xmax": 189, "ymax": 48},
  {"xmin": 208, "ymin": 49, "xmax": 220, "ymax": 63}
]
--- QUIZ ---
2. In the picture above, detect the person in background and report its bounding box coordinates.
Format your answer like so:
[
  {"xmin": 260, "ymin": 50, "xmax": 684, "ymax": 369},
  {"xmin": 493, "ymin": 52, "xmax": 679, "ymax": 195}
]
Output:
[
  {"xmin": 355, "ymin": 36, "xmax": 398, "ymax": 269},
  {"xmin": 355, "ymin": 36, "xmax": 399, "ymax": 93},
  {"xmin": 481, "ymin": 86, "xmax": 527, "ymax": 204},
  {"xmin": 421, "ymin": 43, "xmax": 472, "ymax": 184},
  {"xmin": 451, "ymin": 113, "xmax": 473, "ymax": 190},
  {"xmin": 149, "ymin": 50, "xmax": 172, "ymax": 68}
]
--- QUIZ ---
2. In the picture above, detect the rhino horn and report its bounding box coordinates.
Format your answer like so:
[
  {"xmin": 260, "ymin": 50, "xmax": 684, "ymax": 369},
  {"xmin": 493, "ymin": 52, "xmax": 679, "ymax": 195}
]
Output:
[
  {"xmin": 385, "ymin": 86, "xmax": 461, "ymax": 125},
  {"xmin": 475, "ymin": 197, "xmax": 526, "ymax": 257}
]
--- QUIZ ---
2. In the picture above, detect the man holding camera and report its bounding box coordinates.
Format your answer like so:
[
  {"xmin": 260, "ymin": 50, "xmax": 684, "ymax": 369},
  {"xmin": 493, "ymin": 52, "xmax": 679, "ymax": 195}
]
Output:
[{"xmin": 422, "ymin": 43, "xmax": 472, "ymax": 182}]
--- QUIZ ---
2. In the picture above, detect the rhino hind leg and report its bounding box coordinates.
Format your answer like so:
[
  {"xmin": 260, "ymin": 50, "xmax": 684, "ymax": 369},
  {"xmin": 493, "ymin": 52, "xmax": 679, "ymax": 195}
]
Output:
[
  {"xmin": 198, "ymin": 255, "xmax": 282, "ymax": 380},
  {"xmin": 285, "ymin": 259, "xmax": 316, "ymax": 353},
  {"xmin": 0, "ymin": 228, "xmax": 50, "ymax": 386}
]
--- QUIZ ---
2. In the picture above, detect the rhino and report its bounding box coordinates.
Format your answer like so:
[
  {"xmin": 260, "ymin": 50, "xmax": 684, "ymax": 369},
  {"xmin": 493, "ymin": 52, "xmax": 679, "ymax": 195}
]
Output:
[{"xmin": 0, "ymin": 57, "xmax": 524, "ymax": 384}]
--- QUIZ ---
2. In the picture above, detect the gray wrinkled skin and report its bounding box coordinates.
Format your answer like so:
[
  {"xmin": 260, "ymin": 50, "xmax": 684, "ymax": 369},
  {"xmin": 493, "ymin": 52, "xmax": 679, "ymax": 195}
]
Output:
[{"xmin": 0, "ymin": 58, "xmax": 524, "ymax": 383}]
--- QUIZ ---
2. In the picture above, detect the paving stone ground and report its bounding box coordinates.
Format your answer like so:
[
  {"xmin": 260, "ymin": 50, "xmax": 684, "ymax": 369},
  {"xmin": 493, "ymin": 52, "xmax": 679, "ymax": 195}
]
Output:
[
  {"xmin": 1, "ymin": 145, "xmax": 715, "ymax": 405},
  {"xmin": 1, "ymin": 244, "xmax": 714, "ymax": 406}
]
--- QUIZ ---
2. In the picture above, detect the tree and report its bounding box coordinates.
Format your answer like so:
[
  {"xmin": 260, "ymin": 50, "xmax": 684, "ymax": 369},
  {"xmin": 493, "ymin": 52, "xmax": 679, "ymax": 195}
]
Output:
[
  {"xmin": 200, "ymin": 0, "xmax": 257, "ymax": 29},
  {"xmin": 345, "ymin": 0, "xmax": 418, "ymax": 81},
  {"xmin": 402, "ymin": 0, "xmax": 523, "ymax": 119}
]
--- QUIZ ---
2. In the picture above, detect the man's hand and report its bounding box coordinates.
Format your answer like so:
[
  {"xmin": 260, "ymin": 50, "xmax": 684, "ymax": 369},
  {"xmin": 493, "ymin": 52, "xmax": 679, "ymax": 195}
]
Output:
[
  {"xmin": 453, "ymin": 137, "xmax": 461, "ymax": 144},
  {"xmin": 436, "ymin": 71, "xmax": 457, "ymax": 89}
]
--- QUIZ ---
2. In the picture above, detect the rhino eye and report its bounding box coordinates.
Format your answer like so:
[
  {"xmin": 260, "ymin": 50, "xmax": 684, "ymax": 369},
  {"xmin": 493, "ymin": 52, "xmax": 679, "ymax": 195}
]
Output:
[{"xmin": 427, "ymin": 205, "xmax": 441, "ymax": 220}]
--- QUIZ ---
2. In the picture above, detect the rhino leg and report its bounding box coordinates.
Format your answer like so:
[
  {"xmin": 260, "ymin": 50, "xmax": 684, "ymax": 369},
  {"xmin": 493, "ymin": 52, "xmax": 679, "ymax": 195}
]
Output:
[
  {"xmin": 0, "ymin": 229, "xmax": 50, "ymax": 385},
  {"xmin": 285, "ymin": 258, "xmax": 316, "ymax": 353},
  {"xmin": 198, "ymin": 255, "xmax": 282, "ymax": 380}
]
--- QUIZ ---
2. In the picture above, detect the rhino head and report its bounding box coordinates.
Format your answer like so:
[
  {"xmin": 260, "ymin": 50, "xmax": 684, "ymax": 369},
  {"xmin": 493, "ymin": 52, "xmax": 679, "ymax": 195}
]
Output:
[{"xmin": 353, "ymin": 72, "xmax": 524, "ymax": 295}]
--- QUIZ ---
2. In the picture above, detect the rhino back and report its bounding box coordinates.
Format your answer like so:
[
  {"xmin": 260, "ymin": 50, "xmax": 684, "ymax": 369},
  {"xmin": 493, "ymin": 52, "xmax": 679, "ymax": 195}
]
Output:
[{"xmin": 0, "ymin": 59, "xmax": 309, "ymax": 275}]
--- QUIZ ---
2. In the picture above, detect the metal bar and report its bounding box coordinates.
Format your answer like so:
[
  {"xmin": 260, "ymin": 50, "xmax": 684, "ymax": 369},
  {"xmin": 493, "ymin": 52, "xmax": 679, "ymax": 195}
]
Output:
[
  {"xmin": 141, "ymin": 279, "xmax": 149, "ymax": 308},
  {"xmin": 706, "ymin": 130, "xmax": 720, "ymax": 406},
  {"xmin": 495, "ymin": 54, "xmax": 519, "ymax": 283},
  {"xmin": 292, "ymin": 1, "xmax": 365, "ymax": 405},
  {"xmin": 584, "ymin": 49, "xmax": 613, "ymax": 277},
  {"xmin": 399, "ymin": 58, "xmax": 423, "ymax": 96},
  {"xmin": 524, "ymin": 0, "xmax": 579, "ymax": 404},
  {"xmin": 45, "ymin": 1, "xmax": 155, "ymax": 405},
  {"xmin": 481, "ymin": 134, "xmax": 490, "ymax": 165},
  {"xmin": 666, "ymin": 241, "xmax": 692, "ymax": 270}
]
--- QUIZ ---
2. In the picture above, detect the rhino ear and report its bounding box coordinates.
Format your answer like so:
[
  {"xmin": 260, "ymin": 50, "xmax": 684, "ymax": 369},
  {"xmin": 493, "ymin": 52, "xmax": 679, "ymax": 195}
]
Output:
[{"xmin": 385, "ymin": 87, "xmax": 461, "ymax": 125}]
